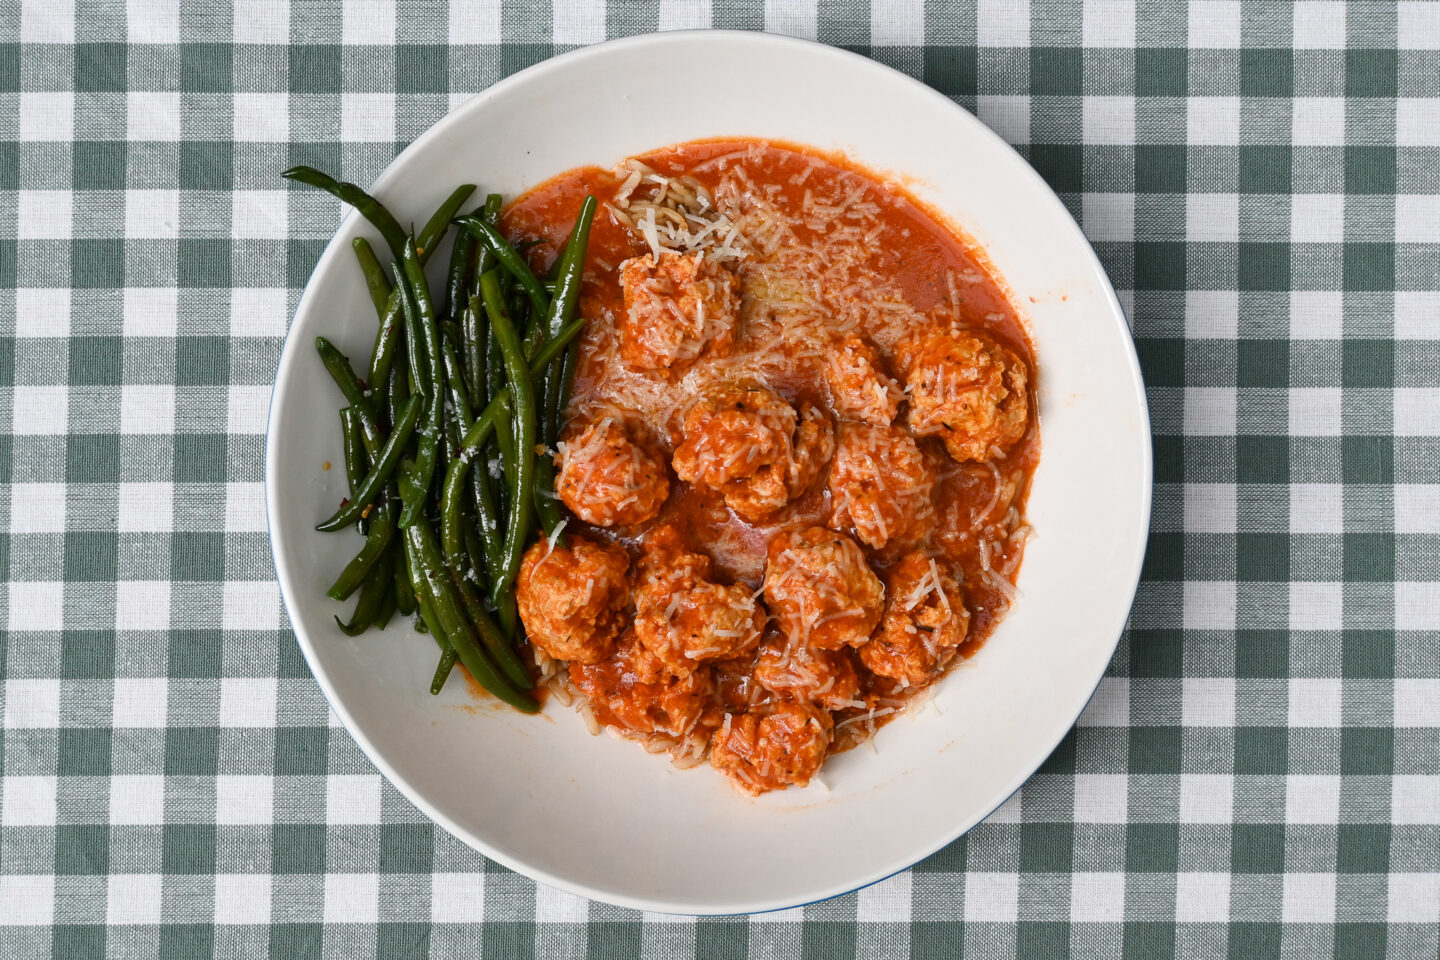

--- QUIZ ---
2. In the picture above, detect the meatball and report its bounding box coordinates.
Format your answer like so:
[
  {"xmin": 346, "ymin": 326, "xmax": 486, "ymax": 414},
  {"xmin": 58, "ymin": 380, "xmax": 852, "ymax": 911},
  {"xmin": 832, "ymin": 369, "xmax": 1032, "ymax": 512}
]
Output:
[
  {"xmin": 672, "ymin": 382, "xmax": 834, "ymax": 522},
  {"xmin": 619, "ymin": 251, "xmax": 740, "ymax": 374},
  {"xmin": 571, "ymin": 631, "xmax": 711, "ymax": 737},
  {"xmin": 556, "ymin": 417, "xmax": 670, "ymax": 527},
  {"xmin": 824, "ymin": 335, "xmax": 903, "ymax": 426},
  {"xmin": 762, "ymin": 526, "xmax": 884, "ymax": 650},
  {"xmin": 827, "ymin": 423, "xmax": 935, "ymax": 549},
  {"xmin": 858, "ymin": 552, "xmax": 971, "ymax": 687},
  {"xmin": 710, "ymin": 701, "xmax": 832, "ymax": 794},
  {"xmin": 896, "ymin": 328, "xmax": 1029, "ymax": 462},
  {"xmin": 515, "ymin": 535, "xmax": 630, "ymax": 664},
  {"xmin": 754, "ymin": 637, "xmax": 861, "ymax": 710},
  {"xmin": 633, "ymin": 526, "xmax": 764, "ymax": 676}
]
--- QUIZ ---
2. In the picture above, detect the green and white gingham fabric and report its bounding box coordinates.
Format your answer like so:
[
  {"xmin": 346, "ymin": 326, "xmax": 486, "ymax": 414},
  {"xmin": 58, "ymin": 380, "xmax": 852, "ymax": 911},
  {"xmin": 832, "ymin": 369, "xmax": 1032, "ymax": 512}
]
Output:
[{"xmin": 2, "ymin": 1, "xmax": 1438, "ymax": 957}]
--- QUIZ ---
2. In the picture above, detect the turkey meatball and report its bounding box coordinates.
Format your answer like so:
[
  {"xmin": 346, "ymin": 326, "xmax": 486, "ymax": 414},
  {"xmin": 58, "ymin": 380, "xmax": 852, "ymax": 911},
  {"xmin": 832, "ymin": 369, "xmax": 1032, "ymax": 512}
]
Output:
[
  {"xmin": 754, "ymin": 637, "xmax": 861, "ymax": 711},
  {"xmin": 762, "ymin": 526, "xmax": 884, "ymax": 650},
  {"xmin": 710, "ymin": 701, "xmax": 832, "ymax": 794},
  {"xmin": 556, "ymin": 417, "xmax": 670, "ymax": 527},
  {"xmin": 824, "ymin": 335, "xmax": 903, "ymax": 426},
  {"xmin": 672, "ymin": 382, "xmax": 834, "ymax": 522},
  {"xmin": 632, "ymin": 526, "xmax": 764, "ymax": 676},
  {"xmin": 896, "ymin": 328, "xmax": 1029, "ymax": 462},
  {"xmin": 827, "ymin": 423, "xmax": 935, "ymax": 549},
  {"xmin": 858, "ymin": 552, "xmax": 970, "ymax": 687},
  {"xmin": 515, "ymin": 536, "xmax": 630, "ymax": 664},
  {"xmin": 571, "ymin": 631, "xmax": 711, "ymax": 737},
  {"xmin": 619, "ymin": 251, "xmax": 740, "ymax": 374}
]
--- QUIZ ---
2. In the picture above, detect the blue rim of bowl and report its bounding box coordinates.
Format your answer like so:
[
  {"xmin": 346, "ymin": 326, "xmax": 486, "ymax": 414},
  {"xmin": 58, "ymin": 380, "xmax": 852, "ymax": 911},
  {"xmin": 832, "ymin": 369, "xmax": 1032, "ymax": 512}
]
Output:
[{"xmin": 265, "ymin": 28, "xmax": 1153, "ymax": 916}]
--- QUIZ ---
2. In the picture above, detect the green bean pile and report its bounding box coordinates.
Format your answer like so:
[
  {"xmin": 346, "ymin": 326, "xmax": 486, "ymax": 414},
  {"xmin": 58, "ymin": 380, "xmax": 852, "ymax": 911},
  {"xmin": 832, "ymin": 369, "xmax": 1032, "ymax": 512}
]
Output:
[{"xmin": 284, "ymin": 165, "xmax": 597, "ymax": 713}]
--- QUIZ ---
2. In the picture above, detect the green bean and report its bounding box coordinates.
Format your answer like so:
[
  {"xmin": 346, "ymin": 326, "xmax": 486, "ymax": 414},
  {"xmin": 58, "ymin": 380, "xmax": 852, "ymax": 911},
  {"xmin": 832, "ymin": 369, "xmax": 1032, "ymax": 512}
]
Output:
[
  {"xmin": 479, "ymin": 270, "xmax": 537, "ymax": 606},
  {"xmin": 417, "ymin": 184, "xmax": 477, "ymax": 260},
  {"xmin": 339, "ymin": 407, "xmax": 368, "ymax": 531},
  {"xmin": 445, "ymin": 228, "xmax": 477, "ymax": 323},
  {"xmin": 283, "ymin": 165, "xmax": 409, "ymax": 261},
  {"xmin": 449, "ymin": 570, "xmax": 532, "ymax": 691},
  {"xmin": 414, "ymin": 595, "xmax": 443, "ymax": 640},
  {"xmin": 326, "ymin": 488, "xmax": 397, "ymax": 601},
  {"xmin": 456, "ymin": 216, "xmax": 551, "ymax": 319},
  {"xmin": 392, "ymin": 263, "xmax": 431, "ymax": 401},
  {"xmin": 531, "ymin": 455, "xmax": 566, "ymax": 545},
  {"xmin": 402, "ymin": 521, "xmax": 537, "ymax": 712},
  {"xmin": 430, "ymin": 646, "xmax": 459, "ymax": 695},
  {"xmin": 365, "ymin": 187, "xmax": 472, "ymax": 404},
  {"xmin": 374, "ymin": 580, "xmax": 397, "ymax": 630},
  {"xmin": 396, "ymin": 242, "xmax": 446, "ymax": 529},
  {"xmin": 316, "ymin": 396, "xmax": 421, "ymax": 532},
  {"xmin": 554, "ymin": 341, "xmax": 579, "ymax": 440},
  {"xmin": 334, "ymin": 560, "xmax": 391, "ymax": 636},
  {"xmin": 352, "ymin": 237, "xmax": 392, "ymax": 321},
  {"xmin": 388, "ymin": 348, "xmax": 410, "ymax": 430},
  {"xmin": 452, "ymin": 314, "xmax": 587, "ymax": 455},
  {"xmin": 540, "ymin": 196, "xmax": 596, "ymax": 441},
  {"xmin": 316, "ymin": 337, "xmax": 382, "ymax": 443},
  {"xmin": 392, "ymin": 548, "xmax": 416, "ymax": 616}
]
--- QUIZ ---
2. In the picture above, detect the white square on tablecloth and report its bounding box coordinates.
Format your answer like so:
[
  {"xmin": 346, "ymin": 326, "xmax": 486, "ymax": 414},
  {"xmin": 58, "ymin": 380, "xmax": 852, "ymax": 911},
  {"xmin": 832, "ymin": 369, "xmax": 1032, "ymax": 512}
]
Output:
[
  {"xmin": 871, "ymin": 0, "xmax": 923, "ymax": 45},
  {"xmin": 1398, "ymin": 2, "xmax": 1440, "ymax": 49},
  {"xmin": 225, "ymin": 482, "xmax": 267, "ymax": 533},
  {"xmin": 1289, "ymin": 388, "xmax": 1343, "ymax": 437},
  {"xmin": 119, "ymin": 384, "xmax": 175, "ymax": 435},
  {"xmin": 116, "ymin": 580, "xmax": 171, "ymax": 631},
  {"xmin": 1175, "ymin": 872, "xmax": 1230, "ymax": 922},
  {"xmin": 1185, "ymin": 483, "xmax": 1236, "ymax": 534},
  {"xmin": 110, "ymin": 775, "xmax": 166, "ymax": 825},
  {"xmin": 1071, "ymin": 872, "xmax": 1126, "ymax": 922},
  {"xmin": 324, "ymin": 873, "xmax": 380, "ymax": 924},
  {"xmin": 1179, "ymin": 774, "xmax": 1233, "ymax": 823},
  {"xmin": 856, "ymin": 871, "xmax": 912, "ymax": 921},
  {"xmin": 1074, "ymin": 775, "xmax": 1129, "ymax": 823},
  {"xmin": 1393, "ymin": 776, "xmax": 1440, "ymax": 824},
  {"xmin": 326, "ymin": 775, "xmax": 382, "ymax": 825},
  {"xmin": 112, "ymin": 677, "xmax": 169, "ymax": 728},
  {"xmin": 10, "ymin": 483, "xmax": 67, "ymax": 534},
  {"xmin": 4, "ymin": 679, "xmax": 60, "ymax": 729},
  {"xmin": 1292, "ymin": 98, "xmax": 1346, "ymax": 147},
  {"xmin": 1187, "ymin": 97, "xmax": 1241, "ymax": 146},
  {"xmin": 1290, "ymin": 194, "xmax": 1344, "ymax": 244},
  {"xmin": 535, "ymin": 882, "xmax": 590, "ymax": 922},
  {"xmin": 342, "ymin": 0, "xmax": 395, "ymax": 44},
  {"xmin": 1184, "ymin": 581, "xmax": 1236, "ymax": 630},
  {"xmin": 1288, "ymin": 678, "xmax": 1342, "ymax": 727},
  {"xmin": 1389, "ymin": 874, "xmax": 1440, "ymax": 923},
  {"xmin": 227, "ymin": 385, "xmax": 271, "ymax": 436},
  {"xmin": 233, "ymin": 0, "xmax": 289, "ymax": 43},
  {"xmin": 118, "ymin": 482, "xmax": 174, "ymax": 533},
  {"xmin": 128, "ymin": 0, "xmax": 178, "ymax": 43},
  {"xmin": 15, "ymin": 288, "xmax": 71, "ymax": 339},
  {"xmin": 1185, "ymin": 290, "xmax": 1239, "ymax": 339},
  {"xmin": 216, "ymin": 775, "xmax": 274, "ymax": 825},
  {"xmin": 215, "ymin": 874, "xmax": 273, "ymax": 925},
  {"xmin": 19, "ymin": 93, "xmax": 73, "ymax": 142},
  {"xmin": 12, "ymin": 387, "xmax": 69, "ymax": 436},
  {"xmin": 234, "ymin": 93, "xmax": 290, "ymax": 143},
  {"xmin": 1083, "ymin": 0, "xmax": 1135, "ymax": 47},
  {"xmin": 431, "ymin": 873, "xmax": 485, "ymax": 924},
  {"xmin": 341, "ymin": 93, "xmax": 396, "ymax": 144},
  {"xmin": 125, "ymin": 190, "xmax": 180, "ymax": 240},
  {"xmin": 448, "ymin": 0, "xmax": 501, "ymax": 42},
  {"xmin": 21, "ymin": 0, "xmax": 73, "ymax": 42},
  {"xmin": 1398, "ymin": 99, "xmax": 1440, "ymax": 147},
  {"xmin": 0, "ymin": 876, "xmax": 55, "ymax": 926},
  {"xmin": 1084, "ymin": 97, "xmax": 1136, "ymax": 146},
  {"xmin": 977, "ymin": 0, "xmax": 1028, "ymax": 46},
  {"xmin": 1292, "ymin": 1, "xmax": 1346, "ymax": 48},
  {"xmin": 1188, "ymin": 2, "xmax": 1240, "ymax": 47},
  {"xmin": 223, "ymin": 581, "xmax": 280, "ymax": 631},
  {"xmin": 123, "ymin": 287, "xmax": 179, "ymax": 338},
  {"xmin": 1, "ymin": 776, "xmax": 57, "ymax": 826},
  {"xmin": 1290, "ymin": 483, "xmax": 1343, "ymax": 534},
  {"xmin": 1289, "ymin": 290, "xmax": 1343, "ymax": 340},
  {"xmin": 1394, "ymin": 679, "xmax": 1440, "ymax": 727},
  {"xmin": 1183, "ymin": 677, "xmax": 1235, "ymax": 727},
  {"xmin": 8, "ymin": 581, "xmax": 64, "ymax": 632},
  {"xmin": 1397, "ymin": 582, "xmax": 1440, "ymax": 630},
  {"xmin": 230, "ymin": 287, "xmax": 289, "ymax": 338},
  {"xmin": 964, "ymin": 872, "xmax": 1019, "ymax": 923},
  {"xmin": 127, "ymin": 92, "xmax": 181, "ymax": 142},
  {"xmin": 1282, "ymin": 873, "xmax": 1336, "ymax": 923},
  {"xmin": 108, "ymin": 874, "xmax": 163, "ymax": 925},
  {"xmin": 1187, "ymin": 193, "xmax": 1238, "ymax": 242},
  {"xmin": 220, "ymin": 677, "xmax": 278, "ymax": 727},
  {"xmin": 1285, "ymin": 775, "xmax": 1340, "ymax": 825},
  {"xmin": 1184, "ymin": 387, "xmax": 1236, "ymax": 436},
  {"xmin": 1396, "ymin": 195, "xmax": 1440, "ymax": 243},
  {"xmin": 1289, "ymin": 582, "xmax": 1342, "ymax": 630},
  {"xmin": 17, "ymin": 191, "xmax": 72, "ymax": 241},
  {"xmin": 232, "ymin": 190, "xmax": 289, "ymax": 240}
]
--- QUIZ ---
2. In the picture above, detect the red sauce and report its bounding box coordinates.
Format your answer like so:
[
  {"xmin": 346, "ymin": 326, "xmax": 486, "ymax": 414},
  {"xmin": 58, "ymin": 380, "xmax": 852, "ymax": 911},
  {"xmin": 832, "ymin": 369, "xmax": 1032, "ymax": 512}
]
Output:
[{"xmin": 505, "ymin": 139, "xmax": 1039, "ymax": 780}]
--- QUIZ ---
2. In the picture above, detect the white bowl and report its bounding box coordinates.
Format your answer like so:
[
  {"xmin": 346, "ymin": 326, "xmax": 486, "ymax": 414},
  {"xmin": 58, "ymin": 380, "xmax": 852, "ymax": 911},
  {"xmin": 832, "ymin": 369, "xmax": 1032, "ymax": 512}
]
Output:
[{"xmin": 267, "ymin": 31, "xmax": 1151, "ymax": 915}]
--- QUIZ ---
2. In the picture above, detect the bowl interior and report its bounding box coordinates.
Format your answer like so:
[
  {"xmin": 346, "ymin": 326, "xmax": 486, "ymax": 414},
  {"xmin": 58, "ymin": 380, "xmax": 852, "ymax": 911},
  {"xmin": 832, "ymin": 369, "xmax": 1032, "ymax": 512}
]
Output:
[{"xmin": 266, "ymin": 31, "xmax": 1151, "ymax": 914}]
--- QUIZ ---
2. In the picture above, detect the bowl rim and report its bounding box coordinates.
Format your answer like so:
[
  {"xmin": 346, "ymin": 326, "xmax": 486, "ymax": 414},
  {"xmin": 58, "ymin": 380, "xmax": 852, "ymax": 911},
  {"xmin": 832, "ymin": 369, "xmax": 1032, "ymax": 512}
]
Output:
[{"xmin": 266, "ymin": 28, "xmax": 1152, "ymax": 915}]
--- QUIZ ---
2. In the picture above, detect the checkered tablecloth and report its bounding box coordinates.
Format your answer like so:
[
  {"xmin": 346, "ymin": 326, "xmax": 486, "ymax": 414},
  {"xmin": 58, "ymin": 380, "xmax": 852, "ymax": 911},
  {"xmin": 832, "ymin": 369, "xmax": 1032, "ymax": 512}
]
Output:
[{"xmin": 2, "ymin": 0, "xmax": 1437, "ymax": 956}]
